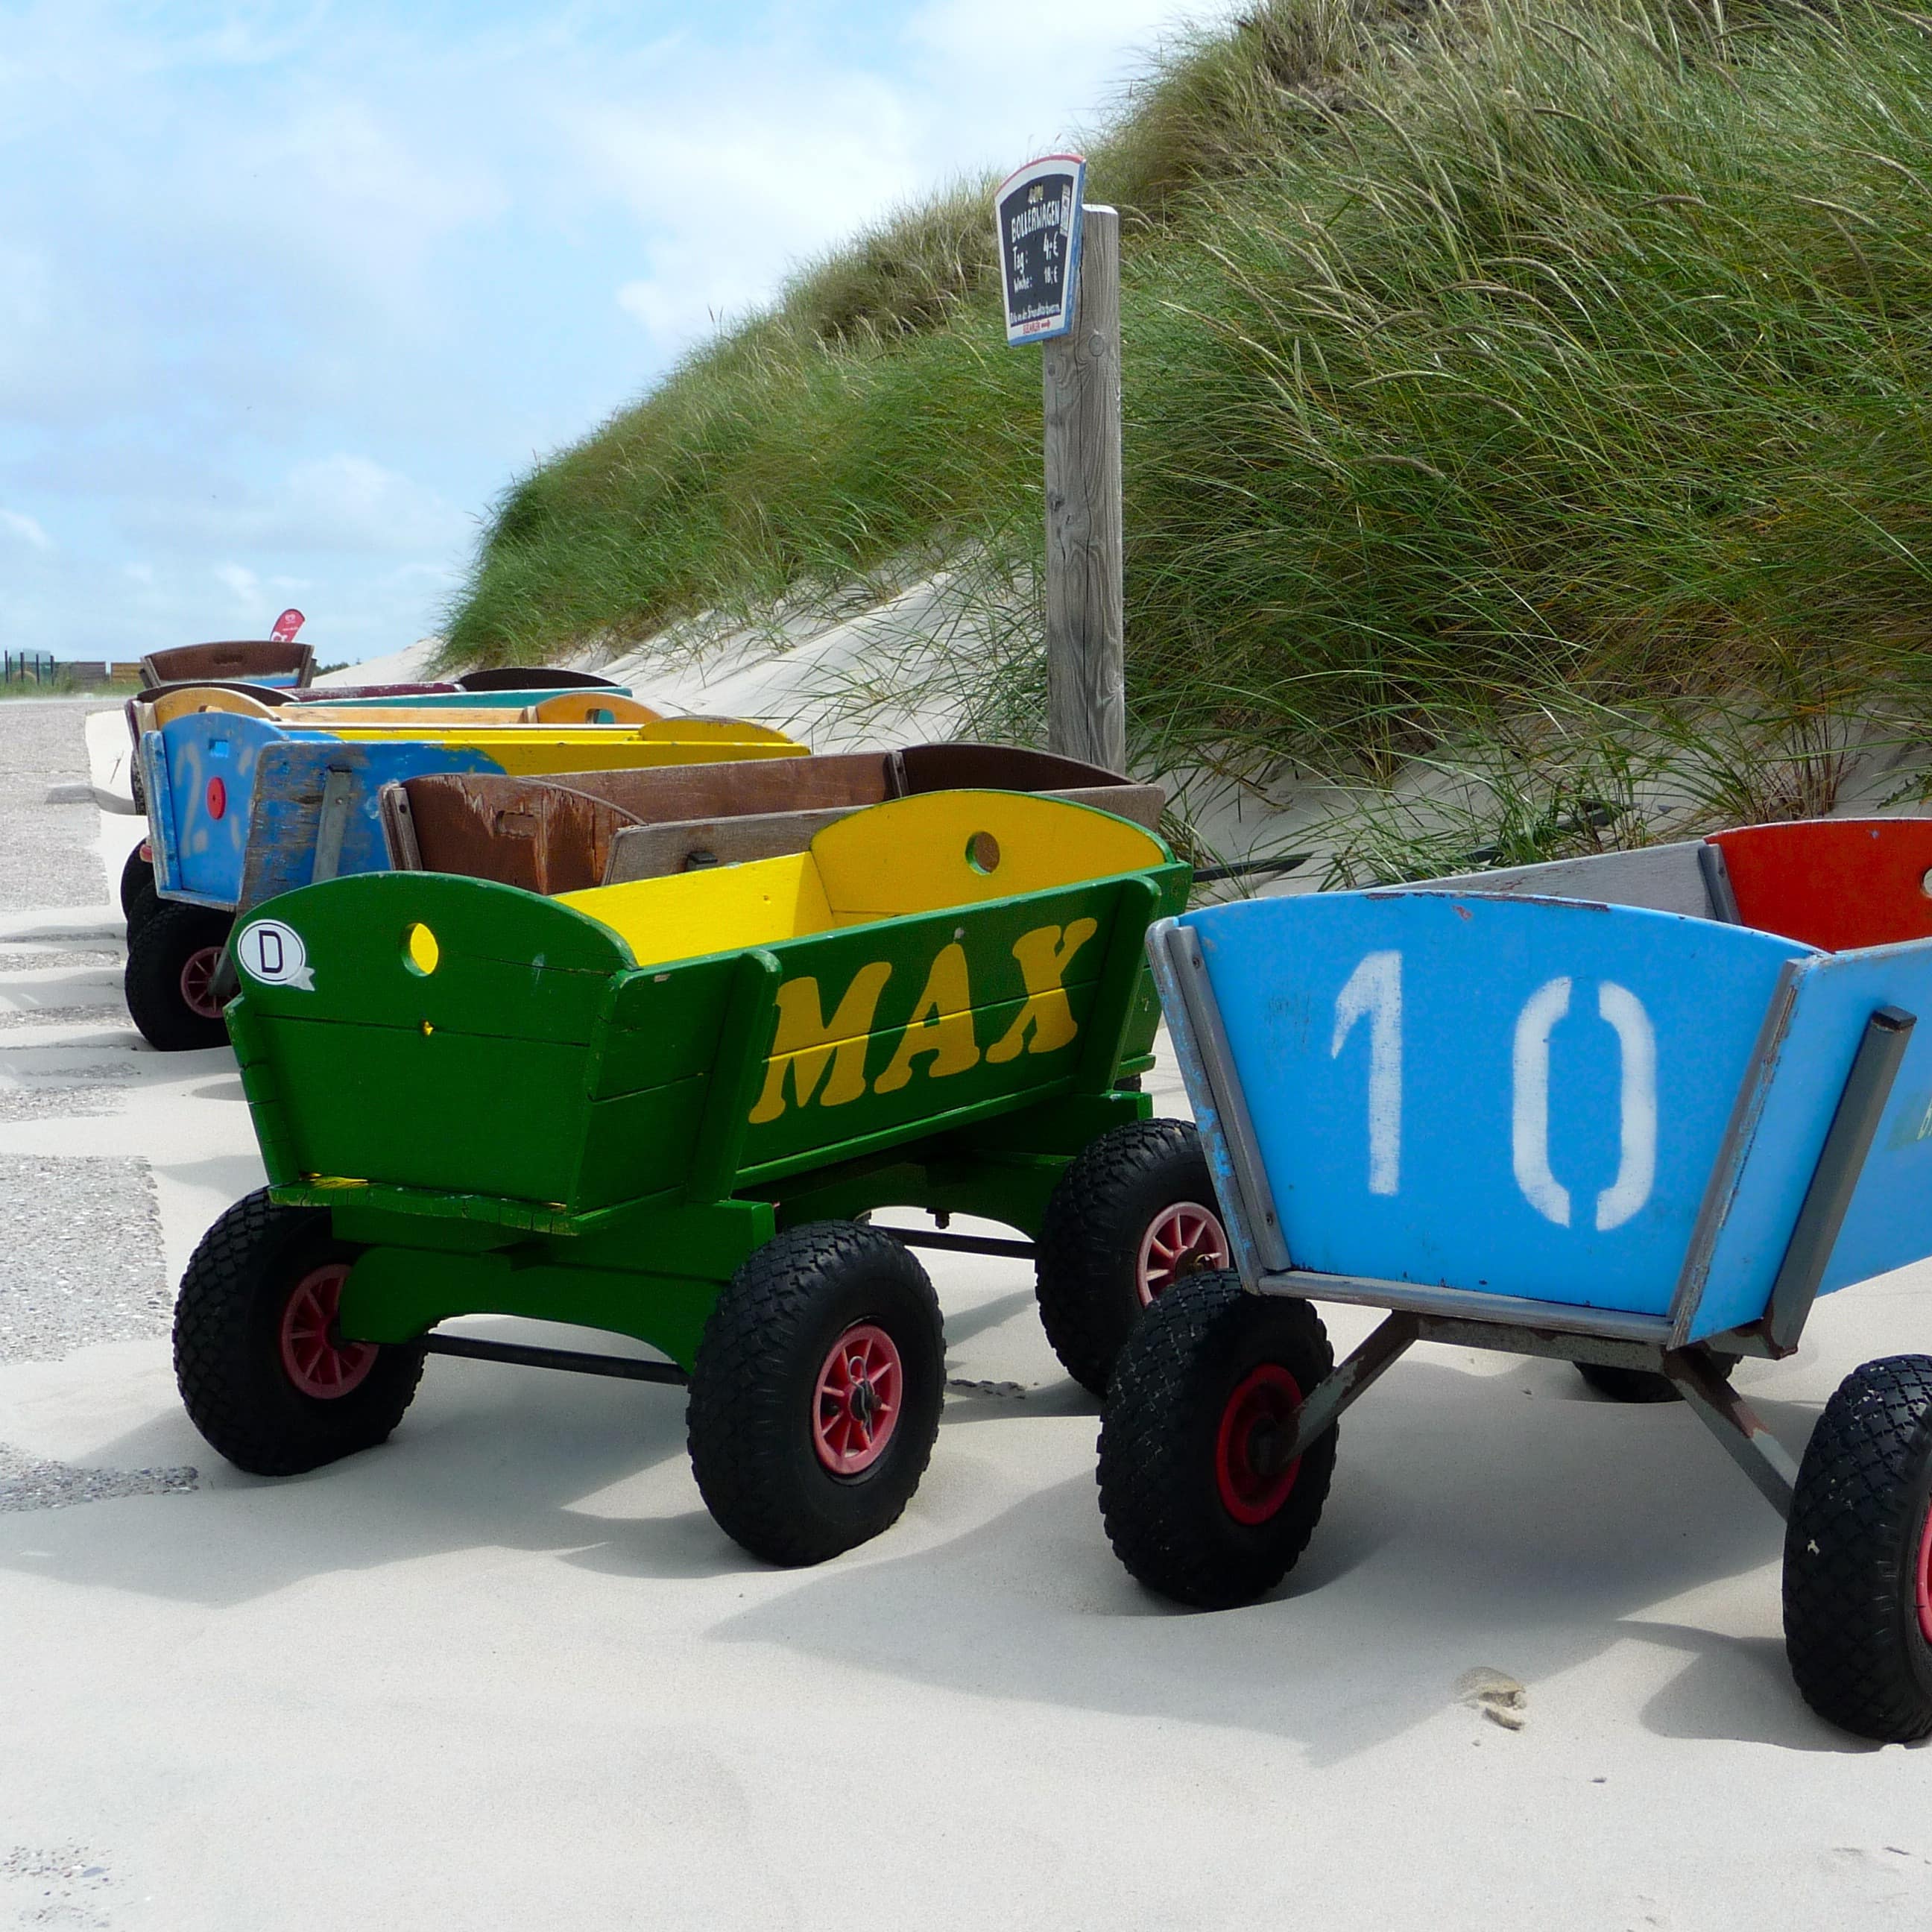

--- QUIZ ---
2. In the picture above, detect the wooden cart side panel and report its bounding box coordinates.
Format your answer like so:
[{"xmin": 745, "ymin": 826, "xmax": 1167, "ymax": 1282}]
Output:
[
  {"xmin": 153, "ymin": 712, "xmax": 280, "ymax": 903},
  {"xmin": 391, "ymin": 774, "xmax": 645, "ymax": 892},
  {"xmin": 233, "ymin": 871, "xmax": 631, "ymax": 1029},
  {"xmin": 1409, "ymin": 840, "xmax": 1717, "ymax": 916},
  {"xmin": 605, "ymin": 806, "xmax": 871, "ymax": 884},
  {"xmin": 1686, "ymin": 936, "xmax": 1932, "ymax": 1336},
  {"xmin": 238, "ymin": 739, "xmax": 507, "ymax": 913},
  {"xmin": 141, "ymin": 640, "xmax": 314, "ymax": 688},
  {"xmin": 731, "ymin": 874, "xmax": 1167, "ymax": 1179},
  {"xmin": 454, "ymin": 666, "xmax": 625, "ymax": 693},
  {"xmin": 1181, "ymin": 891, "xmax": 1812, "ymax": 1316},
  {"xmin": 149, "ymin": 686, "xmax": 282, "ymax": 727},
  {"xmin": 810, "ymin": 789, "xmax": 1169, "ymax": 922},
  {"xmin": 525, "ymin": 692, "xmax": 662, "ymax": 725},
  {"xmin": 229, "ymin": 872, "xmax": 637, "ymax": 1207},
  {"xmin": 242, "ymin": 1016, "xmax": 596, "ymax": 1202},
  {"xmin": 895, "ymin": 743, "xmax": 1132, "ymax": 791},
  {"xmin": 1709, "ymin": 818, "xmax": 1932, "ymax": 953},
  {"xmin": 303, "ymin": 688, "xmax": 604, "ymax": 713}
]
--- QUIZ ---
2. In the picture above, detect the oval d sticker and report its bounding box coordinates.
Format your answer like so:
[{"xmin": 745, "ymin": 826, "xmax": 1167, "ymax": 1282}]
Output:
[{"xmin": 236, "ymin": 920, "xmax": 314, "ymax": 991}]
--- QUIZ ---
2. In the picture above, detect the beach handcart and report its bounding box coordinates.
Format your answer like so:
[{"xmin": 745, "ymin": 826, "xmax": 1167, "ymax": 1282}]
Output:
[
  {"xmin": 125, "ymin": 707, "xmax": 805, "ymax": 1051},
  {"xmin": 139, "ymin": 638, "xmax": 315, "ymax": 690},
  {"xmin": 172, "ymin": 791, "xmax": 1208, "ymax": 1562},
  {"xmin": 114, "ymin": 666, "xmax": 634, "ymax": 878},
  {"xmin": 1106, "ymin": 816, "xmax": 1932, "ymax": 1741}
]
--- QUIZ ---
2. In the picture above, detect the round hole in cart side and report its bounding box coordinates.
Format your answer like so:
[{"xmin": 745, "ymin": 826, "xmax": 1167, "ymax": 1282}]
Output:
[
  {"xmin": 403, "ymin": 922, "xmax": 440, "ymax": 976},
  {"xmin": 1921, "ymin": 866, "xmax": 1932, "ymax": 901},
  {"xmin": 966, "ymin": 832, "xmax": 1000, "ymax": 875}
]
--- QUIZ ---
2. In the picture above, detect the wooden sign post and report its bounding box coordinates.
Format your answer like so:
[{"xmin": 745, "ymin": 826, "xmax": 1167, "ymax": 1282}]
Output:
[{"xmin": 996, "ymin": 157, "xmax": 1126, "ymax": 773}]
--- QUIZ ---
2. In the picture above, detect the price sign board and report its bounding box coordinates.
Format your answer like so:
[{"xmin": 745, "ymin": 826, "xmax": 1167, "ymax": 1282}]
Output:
[{"xmin": 995, "ymin": 155, "xmax": 1085, "ymax": 345}]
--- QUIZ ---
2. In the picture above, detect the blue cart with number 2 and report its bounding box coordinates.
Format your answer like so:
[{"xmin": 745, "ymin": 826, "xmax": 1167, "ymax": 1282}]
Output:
[{"xmin": 1104, "ymin": 820, "xmax": 1932, "ymax": 1742}]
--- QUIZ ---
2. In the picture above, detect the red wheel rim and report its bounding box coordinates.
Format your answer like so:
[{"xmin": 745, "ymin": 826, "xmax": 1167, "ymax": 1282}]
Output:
[
  {"xmin": 812, "ymin": 1322, "xmax": 903, "ymax": 1477},
  {"xmin": 206, "ymin": 777, "xmax": 227, "ymax": 820},
  {"xmin": 1917, "ymin": 1501, "xmax": 1932, "ymax": 1647},
  {"xmin": 1135, "ymin": 1201, "xmax": 1230, "ymax": 1308},
  {"xmin": 279, "ymin": 1262, "xmax": 377, "ymax": 1399},
  {"xmin": 1215, "ymin": 1363, "xmax": 1303, "ymax": 1527},
  {"xmin": 179, "ymin": 944, "xmax": 227, "ymax": 1022}
]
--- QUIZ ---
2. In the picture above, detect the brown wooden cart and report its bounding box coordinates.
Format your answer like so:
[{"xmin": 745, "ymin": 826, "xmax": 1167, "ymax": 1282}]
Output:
[{"xmin": 381, "ymin": 742, "xmax": 1166, "ymax": 896}]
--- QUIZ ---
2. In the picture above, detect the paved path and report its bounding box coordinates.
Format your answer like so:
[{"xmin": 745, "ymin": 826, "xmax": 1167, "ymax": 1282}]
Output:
[{"xmin": 1, "ymin": 700, "xmax": 1929, "ymax": 1931}]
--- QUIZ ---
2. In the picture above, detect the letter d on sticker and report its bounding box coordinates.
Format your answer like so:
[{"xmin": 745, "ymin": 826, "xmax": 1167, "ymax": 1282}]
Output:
[{"xmin": 236, "ymin": 919, "xmax": 315, "ymax": 991}]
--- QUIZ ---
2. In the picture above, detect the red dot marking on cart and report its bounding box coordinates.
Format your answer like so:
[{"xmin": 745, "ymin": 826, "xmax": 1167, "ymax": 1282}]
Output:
[{"xmin": 206, "ymin": 777, "xmax": 227, "ymax": 820}]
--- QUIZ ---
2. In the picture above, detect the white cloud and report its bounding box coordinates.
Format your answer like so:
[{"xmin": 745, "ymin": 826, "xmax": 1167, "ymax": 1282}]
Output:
[
  {"xmin": 282, "ymin": 455, "xmax": 469, "ymax": 555},
  {"xmin": 215, "ymin": 562, "xmax": 261, "ymax": 607},
  {"xmin": 0, "ymin": 510, "xmax": 51, "ymax": 551}
]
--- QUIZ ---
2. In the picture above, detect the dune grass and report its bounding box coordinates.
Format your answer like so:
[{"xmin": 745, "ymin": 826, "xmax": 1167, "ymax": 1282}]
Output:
[{"xmin": 443, "ymin": 0, "xmax": 1932, "ymax": 844}]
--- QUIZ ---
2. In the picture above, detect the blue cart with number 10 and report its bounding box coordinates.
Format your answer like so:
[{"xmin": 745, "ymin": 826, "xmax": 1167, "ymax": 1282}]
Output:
[{"xmin": 1104, "ymin": 818, "xmax": 1932, "ymax": 1742}]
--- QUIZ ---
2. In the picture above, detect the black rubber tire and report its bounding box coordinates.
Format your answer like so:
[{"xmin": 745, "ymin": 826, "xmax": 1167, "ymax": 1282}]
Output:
[
  {"xmin": 1098, "ymin": 1269, "xmax": 1337, "ymax": 1609},
  {"xmin": 119, "ymin": 843, "xmax": 154, "ymax": 922},
  {"xmin": 1035, "ymin": 1118, "xmax": 1230, "ymax": 1396},
  {"xmin": 1575, "ymin": 1361, "xmax": 1680, "ymax": 1404},
  {"xmin": 173, "ymin": 1188, "xmax": 426, "ymax": 1477},
  {"xmin": 125, "ymin": 899, "xmax": 234, "ymax": 1049},
  {"xmin": 124, "ymin": 875, "xmax": 161, "ymax": 937},
  {"xmin": 1784, "ymin": 1355, "xmax": 1932, "ymax": 1742},
  {"xmin": 687, "ymin": 1222, "xmax": 944, "ymax": 1566}
]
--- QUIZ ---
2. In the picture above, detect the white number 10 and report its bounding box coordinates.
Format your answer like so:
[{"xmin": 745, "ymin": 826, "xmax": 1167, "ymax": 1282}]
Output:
[{"xmin": 1330, "ymin": 953, "xmax": 1657, "ymax": 1228}]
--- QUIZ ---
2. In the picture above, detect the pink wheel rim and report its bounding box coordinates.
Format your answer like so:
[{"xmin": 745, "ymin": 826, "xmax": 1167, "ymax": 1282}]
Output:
[
  {"xmin": 179, "ymin": 944, "xmax": 226, "ymax": 1022},
  {"xmin": 1917, "ymin": 1502, "xmax": 1932, "ymax": 1647},
  {"xmin": 1215, "ymin": 1363, "xmax": 1303, "ymax": 1527},
  {"xmin": 279, "ymin": 1262, "xmax": 377, "ymax": 1399},
  {"xmin": 1135, "ymin": 1201, "xmax": 1230, "ymax": 1308},
  {"xmin": 812, "ymin": 1322, "xmax": 903, "ymax": 1477}
]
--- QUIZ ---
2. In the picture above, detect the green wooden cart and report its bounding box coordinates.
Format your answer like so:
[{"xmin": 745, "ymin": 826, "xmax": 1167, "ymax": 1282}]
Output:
[{"xmin": 174, "ymin": 790, "xmax": 1228, "ymax": 1562}]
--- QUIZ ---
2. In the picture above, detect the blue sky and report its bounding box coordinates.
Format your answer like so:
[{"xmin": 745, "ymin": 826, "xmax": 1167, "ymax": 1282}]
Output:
[{"xmin": 0, "ymin": 0, "xmax": 1234, "ymax": 666}]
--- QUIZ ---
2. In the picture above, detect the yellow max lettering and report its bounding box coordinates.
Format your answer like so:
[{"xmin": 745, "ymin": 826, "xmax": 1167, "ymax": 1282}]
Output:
[
  {"xmin": 874, "ymin": 943, "xmax": 981, "ymax": 1094},
  {"xmin": 986, "ymin": 918, "xmax": 1099, "ymax": 1064},
  {"xmin": 748, "ymin": 962, "xmax": 893, "ymax": 1123}
]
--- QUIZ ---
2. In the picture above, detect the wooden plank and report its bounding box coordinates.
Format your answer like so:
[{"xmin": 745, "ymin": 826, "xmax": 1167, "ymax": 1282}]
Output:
[
  {"xmin": 391, "ymin": 774, "xmax": 643, "ymax": 894},
  {"xmin": 1043, "ymin": 205, "xmax": 1125, "ymax": 771},
  {"xmin": 1415, "ymin": 840, "xmax": 1715, "ymax": 918},
  {"xmin": 604, "ymin": 786, "xmax": 1166, "ymax": 881},
  {"xmin": 604, "ymin": 806, "xmax": 860, "ymax": 883}
]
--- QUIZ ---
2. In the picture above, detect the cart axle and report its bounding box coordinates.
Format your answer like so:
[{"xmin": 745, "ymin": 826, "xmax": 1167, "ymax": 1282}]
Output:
[{"xmin": 422, "ymin": 1333, "xmax": 688, "ymax": 1385}]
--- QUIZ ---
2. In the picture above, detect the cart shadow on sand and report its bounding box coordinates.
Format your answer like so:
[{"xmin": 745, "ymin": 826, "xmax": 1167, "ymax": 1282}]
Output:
[{"xmin": 0, "ymin": 1331, "xmax": 1878, "ymax": 1760}]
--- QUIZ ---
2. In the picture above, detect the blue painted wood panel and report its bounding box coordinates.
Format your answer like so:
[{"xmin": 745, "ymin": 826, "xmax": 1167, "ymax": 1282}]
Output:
[
  {"xmin": 236, "ymin": 739, "xmax": 502, "ymax": 912},
  {"xmin": 149, "ymin": 713, "xmax": 502, "ymax": 911},
  {"xmin": 1182, "ymin": 891, "xmax": 1812, "ymax": 1314},
  {"xmin": 1685, "ymin": 937, "xmax": 1932, "ymax": 1337}
]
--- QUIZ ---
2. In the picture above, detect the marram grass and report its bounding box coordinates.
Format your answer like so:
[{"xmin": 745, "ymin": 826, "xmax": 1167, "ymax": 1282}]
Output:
[{"xmin": 443, "ymin": 0, "xmax": 1932, "ymax": 826}]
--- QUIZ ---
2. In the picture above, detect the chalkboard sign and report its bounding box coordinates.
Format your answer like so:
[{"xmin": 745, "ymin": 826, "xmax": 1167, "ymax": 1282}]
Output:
[{"xmin": 995, "ymin": 155, "xmax": 1085, "ymax": 346}]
